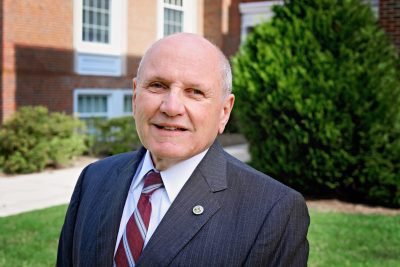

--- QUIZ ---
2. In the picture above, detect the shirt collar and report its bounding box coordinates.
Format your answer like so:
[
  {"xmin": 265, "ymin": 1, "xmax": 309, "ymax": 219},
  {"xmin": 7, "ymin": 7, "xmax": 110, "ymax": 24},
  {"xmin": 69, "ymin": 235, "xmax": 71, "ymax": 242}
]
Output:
[{"xmin": 134, "ymin": 149, "xmax": 209, "ymax": 203}]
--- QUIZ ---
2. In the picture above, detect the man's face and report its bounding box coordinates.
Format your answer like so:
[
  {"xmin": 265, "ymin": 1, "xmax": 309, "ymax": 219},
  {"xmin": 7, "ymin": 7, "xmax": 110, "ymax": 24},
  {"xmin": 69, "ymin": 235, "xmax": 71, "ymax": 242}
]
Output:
[{"xmin": 133, "ymin": 36, "xmax": 234, "ymax": 170}]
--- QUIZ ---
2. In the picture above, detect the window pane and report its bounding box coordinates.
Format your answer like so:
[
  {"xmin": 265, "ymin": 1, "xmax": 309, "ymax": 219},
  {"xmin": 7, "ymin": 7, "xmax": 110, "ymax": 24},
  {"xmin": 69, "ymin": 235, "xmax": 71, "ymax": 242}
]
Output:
[
  {"xmin": 96, "ymin": 30, "xmax": 101, "ymax": 42},
  {"xmin": 82, "ymin": 28, "xmax": 87, "ymax": 41},
  {"xmin": 97, "ymin": 12, "xmax": 101, "ymax": 26},
  {"xmin": 105, "ymin": 14, "xmax": 109, "ymax": 26},
  {"xmin": 89, "ymin": 10, "xmax": 94, "ymax": 24},
  {"xmin": 124, "ymin": 95, "xmax": 132, "ymax": 112},
  {"xmin": 100, "ymin": 12, "xmax": 104, "ymax": 26},
  {"xmin": 88, "ymin": 28, "xmax": 94, "ymax": 41},
  {"xmin": 104, "ymin": 31, "xmax": 109, "ymax": 43}
]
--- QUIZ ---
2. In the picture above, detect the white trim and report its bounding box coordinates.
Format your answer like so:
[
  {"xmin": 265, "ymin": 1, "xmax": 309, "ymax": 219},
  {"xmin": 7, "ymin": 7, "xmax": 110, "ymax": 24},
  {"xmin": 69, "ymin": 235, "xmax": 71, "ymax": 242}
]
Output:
[
  {"xmin": 75, "ymin": 53, "xmax": 123, "ymax": 76},
  {"xmin": 183, "ymin": 0, "xmax": 198, "ymax": 34},
  {"xmin": 239, "ymin": 1, "xmax": 283, "ymax": 42}
]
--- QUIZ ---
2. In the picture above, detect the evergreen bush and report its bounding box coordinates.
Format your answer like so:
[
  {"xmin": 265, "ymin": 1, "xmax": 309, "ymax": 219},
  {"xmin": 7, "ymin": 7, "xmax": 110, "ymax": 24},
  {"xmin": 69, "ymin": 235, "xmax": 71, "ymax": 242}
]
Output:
[
  {"xmin": 232, "ymin": 0, "xmax": 400, "ymax": 207},
  {"xmin": 88, "ymin": 116, "xmax": 141, "ymax": 156},
  {"xmin": 0, "ymin": 106, "xmax": 87, "ymax": 174}
]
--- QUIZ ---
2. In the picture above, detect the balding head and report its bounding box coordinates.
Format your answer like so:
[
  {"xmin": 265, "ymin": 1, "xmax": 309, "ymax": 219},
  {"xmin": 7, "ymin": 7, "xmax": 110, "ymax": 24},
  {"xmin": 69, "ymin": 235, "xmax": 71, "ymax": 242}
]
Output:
[{"xmin": 136, "ymin": 33, "xmax": 232, "ymax": 96}]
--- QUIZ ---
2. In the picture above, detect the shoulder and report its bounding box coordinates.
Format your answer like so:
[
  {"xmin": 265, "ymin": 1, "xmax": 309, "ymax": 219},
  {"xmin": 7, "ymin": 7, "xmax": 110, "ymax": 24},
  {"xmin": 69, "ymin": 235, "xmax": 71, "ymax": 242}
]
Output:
[
  {"xmin": 80, "ymin": 148, "xmax": 145, "ymax": 183},
  {"xmin": 222, "ymin": 148, "xmax": 305, "ymax": 205},
  {"xmin": 88, "ymin": 150, "xmax": 140, "ymax": 170}
]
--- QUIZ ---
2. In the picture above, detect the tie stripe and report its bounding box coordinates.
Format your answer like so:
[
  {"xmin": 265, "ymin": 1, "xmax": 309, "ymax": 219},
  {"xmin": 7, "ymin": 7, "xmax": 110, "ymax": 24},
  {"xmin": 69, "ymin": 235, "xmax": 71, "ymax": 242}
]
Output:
[
  {"xmin": 122, "ymin": 232, "xmax": 135, "ymax": 266},
  {"xmin": 115, "ymin": 170, "xmax": 163, "ymax": 267},
  {"xmin": 133, "ymin": 209, "xmax": 147, "ymax": 239}
]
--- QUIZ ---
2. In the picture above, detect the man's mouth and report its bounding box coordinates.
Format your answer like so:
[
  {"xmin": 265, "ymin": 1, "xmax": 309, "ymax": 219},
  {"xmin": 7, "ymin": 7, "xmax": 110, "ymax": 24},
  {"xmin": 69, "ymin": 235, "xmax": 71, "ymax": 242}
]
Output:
[{"xmin": 155, "ymin": 124, "xmax": 187, "ymax": 131}]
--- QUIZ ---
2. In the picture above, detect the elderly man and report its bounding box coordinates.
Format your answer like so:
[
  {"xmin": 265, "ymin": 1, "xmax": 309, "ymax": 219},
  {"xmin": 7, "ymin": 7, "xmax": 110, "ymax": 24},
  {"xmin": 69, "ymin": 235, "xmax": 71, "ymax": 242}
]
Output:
[{"xmin": 57, "ymin": 33, "xmax": 309, "ymax": 266}]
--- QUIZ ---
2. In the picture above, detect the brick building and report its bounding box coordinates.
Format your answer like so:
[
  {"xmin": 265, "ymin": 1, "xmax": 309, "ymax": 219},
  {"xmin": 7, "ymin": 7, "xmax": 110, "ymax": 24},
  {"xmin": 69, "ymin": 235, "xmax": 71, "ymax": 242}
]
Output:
[{"xmin": 0, "ymin": 0, "xmax": 398, "ymax": 123}]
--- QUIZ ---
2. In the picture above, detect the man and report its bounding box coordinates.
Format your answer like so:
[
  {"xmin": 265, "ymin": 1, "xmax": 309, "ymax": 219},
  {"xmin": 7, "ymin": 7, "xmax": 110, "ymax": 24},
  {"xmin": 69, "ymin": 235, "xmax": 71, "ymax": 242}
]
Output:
[{"xmin": 57, "ymin": 33, "xmax": 309, "ymax": 266}]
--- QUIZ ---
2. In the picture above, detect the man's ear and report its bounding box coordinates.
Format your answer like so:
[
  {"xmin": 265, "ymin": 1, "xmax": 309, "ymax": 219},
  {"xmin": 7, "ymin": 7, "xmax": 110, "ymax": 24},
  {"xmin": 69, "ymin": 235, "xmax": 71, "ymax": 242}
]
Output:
[
  {"xmin": 132, "ymin": 78, "xmax": 137, "ymax": 118},
  {"xmin": 218, "ymin": 93, "xmax": 235, "ymax": 134}
]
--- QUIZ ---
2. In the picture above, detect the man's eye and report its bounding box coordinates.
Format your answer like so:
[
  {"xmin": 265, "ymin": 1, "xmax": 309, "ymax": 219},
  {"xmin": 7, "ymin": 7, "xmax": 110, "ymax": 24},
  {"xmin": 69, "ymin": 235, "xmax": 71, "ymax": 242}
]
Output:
[
  {"xmin": 193, "ymin": 89, "xmax": 203, "ymax": 95},
  {"xmin": 150, "ymin": 82, "xmax": 165, "ymax": 88},
  {"xmin": 189, "ymin": 88, "xmax": 203, "ymax": 96}
]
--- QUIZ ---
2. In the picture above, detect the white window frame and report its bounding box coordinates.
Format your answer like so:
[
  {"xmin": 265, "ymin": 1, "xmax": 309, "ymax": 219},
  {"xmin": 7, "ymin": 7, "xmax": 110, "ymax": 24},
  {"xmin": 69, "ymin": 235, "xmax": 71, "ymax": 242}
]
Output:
[
  {"xmin": 74, "ymin": 89, "xmax": 132, "ymax": 119},
  {"xmin": 73, "ymin": 0, "xmax": 126, "ymax": 56},
  {"xmin": 157, "ymin": 0, "xmax": 198, "ymax": 39},
  {"xmin": 239, "ymin": 1, "xmax": 283, "ymax": 43}
]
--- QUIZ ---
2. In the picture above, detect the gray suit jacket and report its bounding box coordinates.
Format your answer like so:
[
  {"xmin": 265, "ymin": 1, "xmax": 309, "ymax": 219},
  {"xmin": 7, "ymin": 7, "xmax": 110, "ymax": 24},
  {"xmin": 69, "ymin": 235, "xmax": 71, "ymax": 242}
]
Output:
[{"xmin": 57, "ymin": 141, "xmax": 309, "ymax": 266}]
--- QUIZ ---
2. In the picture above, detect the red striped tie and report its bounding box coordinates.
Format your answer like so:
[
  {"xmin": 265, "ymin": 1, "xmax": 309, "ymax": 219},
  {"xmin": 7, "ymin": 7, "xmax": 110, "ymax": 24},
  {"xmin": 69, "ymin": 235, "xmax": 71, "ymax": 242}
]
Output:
[{"xmin": 114, "ymin": 170, "xmax": 164, "ymax": 266}]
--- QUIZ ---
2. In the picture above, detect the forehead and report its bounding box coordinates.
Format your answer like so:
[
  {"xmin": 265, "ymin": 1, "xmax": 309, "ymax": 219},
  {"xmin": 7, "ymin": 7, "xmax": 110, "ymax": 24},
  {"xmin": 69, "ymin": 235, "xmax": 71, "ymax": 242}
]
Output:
[{"xmin": 140, "ymin": 38, "xmax": 221, "ymax": 86}]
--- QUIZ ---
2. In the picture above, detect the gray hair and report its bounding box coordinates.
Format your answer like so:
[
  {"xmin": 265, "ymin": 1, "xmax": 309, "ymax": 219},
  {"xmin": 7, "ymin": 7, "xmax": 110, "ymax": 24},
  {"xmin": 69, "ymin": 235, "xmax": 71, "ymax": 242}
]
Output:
[
  {"xmin": 136, "ymin": 36, "xmax": 233, "ymax": 96},
  {"xmin": 218, "ymin": 50, "xmax": 233, "ymax": 96}
]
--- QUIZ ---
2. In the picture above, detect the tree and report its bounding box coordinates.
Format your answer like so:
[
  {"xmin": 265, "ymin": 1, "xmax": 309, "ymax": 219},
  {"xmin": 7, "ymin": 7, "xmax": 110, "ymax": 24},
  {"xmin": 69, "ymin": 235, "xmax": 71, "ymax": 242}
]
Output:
[{"xmin": 232, "ymin": 0, "xmax": 400, "ymax": 207}]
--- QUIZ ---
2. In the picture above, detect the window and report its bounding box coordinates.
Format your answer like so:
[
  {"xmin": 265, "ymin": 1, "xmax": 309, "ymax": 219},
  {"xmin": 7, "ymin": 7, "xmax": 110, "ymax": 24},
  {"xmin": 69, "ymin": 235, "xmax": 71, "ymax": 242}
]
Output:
[
  {"xmin": 164, "ymin": 0, "xmax": 184, "ymax": 36},
  {"xmin": 74, "ymin": 0, "xmax": 126, "ymax": 76},
  {"xmin": 82, "ymin": 0, "xmax": 111, "ymax": 44},
  {"xmin": 76, "ymin": 93, "xmax": 109, "ymax": 134},
  {"xmin": 157, "ymin": 0, "xmax": 198, "ymax": 38},
  {"xmin": 74, "ymin": 89, "xmax": 132, "ymax": 120},
  {"xmin": 78, "ymin": 95, "xmax": 108, "ymax": 117}
]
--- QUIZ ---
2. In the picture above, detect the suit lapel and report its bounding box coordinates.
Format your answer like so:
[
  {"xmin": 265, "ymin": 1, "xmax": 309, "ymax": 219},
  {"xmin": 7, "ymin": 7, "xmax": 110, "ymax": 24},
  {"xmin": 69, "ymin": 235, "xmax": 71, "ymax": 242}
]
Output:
[
  {"xmin": 95, "ymin": 148, "xmax": 147, "ymax": 266},
  {"xmin": 138, "ymin": 142, "xmax": 228, "ymax": 266}
]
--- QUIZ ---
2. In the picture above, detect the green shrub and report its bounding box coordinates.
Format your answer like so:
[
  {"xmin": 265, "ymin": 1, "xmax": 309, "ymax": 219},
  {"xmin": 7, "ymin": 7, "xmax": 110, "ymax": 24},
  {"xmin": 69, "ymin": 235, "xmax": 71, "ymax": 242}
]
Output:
[
  {"xmin": 0, "ymin": 106, "xmax": 87, "ymax": 174},
  {"xmin": 232, "ymin": 0, "xmax": 400, "ymax": 207},
  {"xmin": 88, "ymin": 116, "xmax": 141, "ymax": 156}
]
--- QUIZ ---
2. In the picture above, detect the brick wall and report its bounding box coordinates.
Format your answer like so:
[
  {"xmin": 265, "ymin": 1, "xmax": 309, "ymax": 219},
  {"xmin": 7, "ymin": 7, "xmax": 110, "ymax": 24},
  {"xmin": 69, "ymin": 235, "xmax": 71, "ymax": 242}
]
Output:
[
  {"xmin": 126, "ymin": 0, "xmax": 158, "ymax": 77},
  {"xmin": 0, "ymin": 0, "xmax": 136, "ymax": 122},
  {"xmin": 2, "ymin": 0, "xmax": 75, "ymax": 122},
  {"xmin": 204, "ymin": 0, "xmax": 224, "ymax": 47},
  {"xmin": 223, "ymin": 0, "xmax": 242, "ymax": 58},
  {"xmin": 380, "ymin": 0, "xmax": 400, "ymax": 51}
]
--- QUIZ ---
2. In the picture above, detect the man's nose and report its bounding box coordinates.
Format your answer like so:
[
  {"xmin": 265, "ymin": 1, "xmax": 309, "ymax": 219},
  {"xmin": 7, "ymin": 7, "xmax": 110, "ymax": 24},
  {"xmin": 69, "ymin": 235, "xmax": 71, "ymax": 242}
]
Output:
[{"xmin": 159, "ymin": 90, "xmax": 185, "ymax": 117}]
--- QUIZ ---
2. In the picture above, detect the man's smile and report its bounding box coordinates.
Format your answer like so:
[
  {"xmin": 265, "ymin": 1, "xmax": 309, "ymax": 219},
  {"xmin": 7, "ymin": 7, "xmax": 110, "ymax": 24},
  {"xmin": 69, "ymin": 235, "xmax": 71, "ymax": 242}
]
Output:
[{"xmin": 153, "ymin": 123, "xmax": 189, "ymax": 132}]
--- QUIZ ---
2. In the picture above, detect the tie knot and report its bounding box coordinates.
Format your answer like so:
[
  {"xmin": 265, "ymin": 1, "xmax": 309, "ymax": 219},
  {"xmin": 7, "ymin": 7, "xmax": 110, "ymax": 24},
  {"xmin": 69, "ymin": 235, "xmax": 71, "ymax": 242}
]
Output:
[{"xmin": 142, "ymin": 170, "xmax": 164, "ymax": 195}]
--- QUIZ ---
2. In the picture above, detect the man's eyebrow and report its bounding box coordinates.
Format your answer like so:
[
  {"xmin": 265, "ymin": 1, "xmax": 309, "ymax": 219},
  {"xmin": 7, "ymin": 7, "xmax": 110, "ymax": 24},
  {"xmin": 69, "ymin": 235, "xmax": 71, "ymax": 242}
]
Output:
[
  {"xmin": 140, "ymin": 76, "xmax": 168, "ymax": 85},
  {"xmin": 144, "ymin": 76, "xmax": 205, "ymax": 89}
]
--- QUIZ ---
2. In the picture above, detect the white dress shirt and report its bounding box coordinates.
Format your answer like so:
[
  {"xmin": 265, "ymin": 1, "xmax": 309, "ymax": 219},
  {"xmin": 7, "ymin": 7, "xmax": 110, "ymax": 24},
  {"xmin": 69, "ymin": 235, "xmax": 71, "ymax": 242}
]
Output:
[{"xmin": 114, "ymin": 149, "xmax": 208, "ymax": 255}]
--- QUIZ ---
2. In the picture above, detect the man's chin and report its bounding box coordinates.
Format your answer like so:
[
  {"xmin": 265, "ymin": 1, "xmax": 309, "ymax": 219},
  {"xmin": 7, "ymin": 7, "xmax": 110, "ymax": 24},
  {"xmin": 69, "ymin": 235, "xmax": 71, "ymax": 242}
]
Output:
[{"xmin": 151, "ymin": 149, "xmax": 187, "ymax": 161}]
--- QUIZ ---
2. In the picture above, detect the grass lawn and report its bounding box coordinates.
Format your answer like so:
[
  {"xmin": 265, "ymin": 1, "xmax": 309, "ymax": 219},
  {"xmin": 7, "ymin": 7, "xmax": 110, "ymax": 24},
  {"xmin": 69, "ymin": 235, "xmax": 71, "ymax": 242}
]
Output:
[
  {"xmin": 0, "ymin": 205, "xmax": 68, "ymax": 267},
  {"xmin": 0, "ymin": 205, "xmax": 399, "ymax": 266},
  {"xmin": 308, "ymin": 210, "xmax": 400, "ymax": 267}
]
